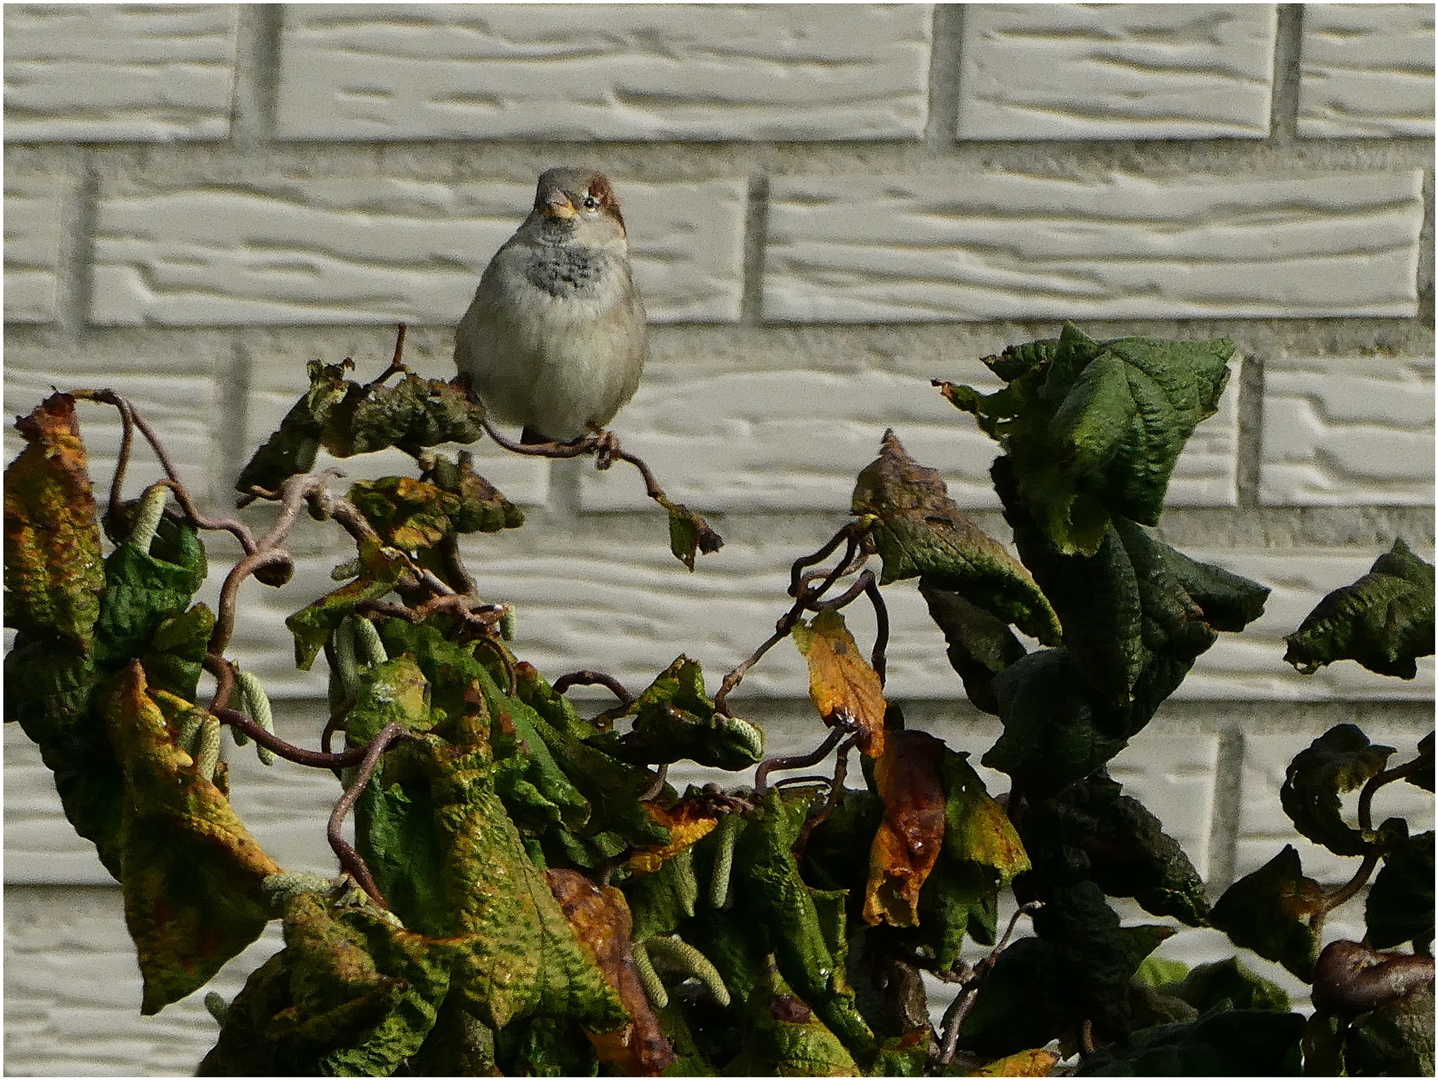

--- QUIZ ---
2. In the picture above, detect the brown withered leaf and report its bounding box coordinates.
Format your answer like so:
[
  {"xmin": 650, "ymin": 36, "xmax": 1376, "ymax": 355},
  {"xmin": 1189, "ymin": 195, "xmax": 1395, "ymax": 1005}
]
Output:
[
  {"xmin": 792, "ymin": 608, "xmax": 887, "ymax": 758},
  {"xmin": 627, "ymin": 797, "xmax": 720, "ymax": 877},
  {"xmin": 545, "ymin": 869, "xmax": 676, "ymax": 1076},
  {"xmin": 863, "ymin": 730, "xmax": 947, "ymax": 927},
  {"xmin": 4, "ymin": 393, "xmax": 105, "ymax": 650}
]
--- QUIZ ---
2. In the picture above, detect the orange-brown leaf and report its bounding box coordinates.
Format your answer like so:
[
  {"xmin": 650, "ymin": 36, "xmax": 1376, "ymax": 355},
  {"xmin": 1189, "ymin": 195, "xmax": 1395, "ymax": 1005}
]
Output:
[
  {"xmin": 627, "ymin": 798, "xmax": 720, "ymax": 876},
  {"xmin": 3, "ymin": 393, "xmax": 104, "ymax": 650},
  {"xmin": 863, "ymin": 730, "xmax": 947, "ymax": 927},
  {"xmin": 545, "ymin": 868, "xmax": 676, "ymax": 1076},
  {"xmin": 792, "ymin": 607, "xmax": 887, "ymax": 758}
]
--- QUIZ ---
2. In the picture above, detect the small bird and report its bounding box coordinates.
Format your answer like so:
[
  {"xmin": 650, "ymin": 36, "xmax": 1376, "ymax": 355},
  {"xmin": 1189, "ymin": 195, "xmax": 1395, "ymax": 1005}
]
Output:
[{"xmin": 455, "ymin": 168, "xmax": 647, "ymax": 446}]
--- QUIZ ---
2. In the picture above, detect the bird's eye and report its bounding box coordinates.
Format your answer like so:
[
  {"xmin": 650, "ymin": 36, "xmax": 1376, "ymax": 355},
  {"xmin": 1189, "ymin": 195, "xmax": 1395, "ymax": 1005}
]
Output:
[{"xmin": 582, "ymin": 194, "xmax": 601, "ymax": 210}]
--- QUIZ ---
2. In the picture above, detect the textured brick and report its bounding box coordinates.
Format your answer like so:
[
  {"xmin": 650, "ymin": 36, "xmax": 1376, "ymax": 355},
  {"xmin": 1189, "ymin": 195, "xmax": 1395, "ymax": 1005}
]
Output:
[
  {"xmin": 3, "ymin": 173, "xmax": 66, "ymax": 323},
  {"xmin": 3, "ymin": 4, "xmax": 239, "ymax": 142},
  {"xmin": 579, "ymin": 354, "xmax": 1238, "ymax": 512},
  {"xmin": 1176, "ymin": 549, "xmax": 1437, "ymax": 702},
  {"xmin": 1236, "ymin": 728, "xmax": 1435, "ymax": 883},
  {"xmin": 1298, "ymin": 4, "xmax": 1436, "ymax": 138},
  {"xmin": 957, "ymin": 5, "xmax": 1276, "ymax": 140},
  {"xmin": 274, "ymin": 4, "xmax": 931, "ymax": 141},
  {"xmin": 5, "ymin": 886, "xmax": 281, "ymax": 1074},
  {"xmin": 90, "ymin": 177, "xmax": 746, "ymax": 326},
  {"xmin": 763, "ymin": 171, "xmax": 1424, "ymax": 322},
  {"xmin": 1260, "ymin": 355, "xmax": 1434, "ymax": 506}
]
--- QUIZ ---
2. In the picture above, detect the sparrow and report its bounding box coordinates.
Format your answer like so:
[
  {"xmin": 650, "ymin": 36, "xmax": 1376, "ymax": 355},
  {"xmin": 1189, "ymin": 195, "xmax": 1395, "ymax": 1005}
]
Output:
[{"xmin": 455, "ymin": 168, "xmax": 647, "ymax": 446}]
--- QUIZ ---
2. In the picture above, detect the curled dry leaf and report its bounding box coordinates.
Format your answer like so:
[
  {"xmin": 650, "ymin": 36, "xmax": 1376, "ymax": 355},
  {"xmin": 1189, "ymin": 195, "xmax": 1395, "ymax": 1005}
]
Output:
[
  {"xmin": 3, "ymin": 392, "xmax": 105, "ymax": 651},
  {"xmin": 863, "ymin": 730, "xmax": 947, "ymax": 928},
  {"xmin": 1311, "ymin": 939, "xmax": 1436, "ymax": 1016},
  {"xmin": 627, "ymin": 797, "xmax": 721, "ymax": 876},
  {"xmin": 544, "ymin": 868, "xmax": 677, "ymax": 1076},
  {"xmin": 792, "ymin": 607, "xmax": 887, "ymax": 758}
]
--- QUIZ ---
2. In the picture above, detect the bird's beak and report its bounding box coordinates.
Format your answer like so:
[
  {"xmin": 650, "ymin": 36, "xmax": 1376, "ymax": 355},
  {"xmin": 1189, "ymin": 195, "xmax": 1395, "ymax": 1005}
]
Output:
[{"xmin": 541, "ymin": 190, "xmax": 577, "ymax": 220}]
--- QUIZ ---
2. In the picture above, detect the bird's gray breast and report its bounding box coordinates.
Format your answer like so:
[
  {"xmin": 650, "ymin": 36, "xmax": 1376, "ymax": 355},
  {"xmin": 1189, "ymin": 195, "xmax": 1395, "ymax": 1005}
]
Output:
[{"xmin": 524, "ymin": 246, "xmax": 608, "ymax": 297}]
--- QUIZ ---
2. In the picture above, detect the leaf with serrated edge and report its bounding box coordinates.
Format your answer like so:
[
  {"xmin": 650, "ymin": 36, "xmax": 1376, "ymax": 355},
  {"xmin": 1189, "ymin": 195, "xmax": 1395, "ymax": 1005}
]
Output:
[
  {"xmin": 4, "ymin": 393, "xmax": 105, "ymax": 651},
  {"xmin": 792, "ymin": 608, "xmax": 887, "ymax": 758},
  {"xmin": 853, "ymin": 430, "xmax": 1059, "ymax": 643},
  {"xmin": 1280, "ymin": 723, "xmax": 1395, "ymax": 857}
]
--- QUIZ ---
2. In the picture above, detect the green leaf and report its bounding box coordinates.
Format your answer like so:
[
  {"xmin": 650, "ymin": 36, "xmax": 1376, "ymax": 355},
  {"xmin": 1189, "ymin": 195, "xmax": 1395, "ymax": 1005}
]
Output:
[
  {"xmin": 942, "ymin": 324, "xmax": 1233, "ymax": 556},
  {"xmin": 235, "ymin": 360, "xmax": 353, "ymax": 495},
  {"xmin": 198, "ymin": 886, "xmax": 451, "ymax": 1076},
  {"xmin": 957, "ymin": 937, "xmax": 1069, "ymax": 1058},
  {"xmin": 996, "ymin": 456, "xmax": 1268, "ymax": 717},
  {"xmin": 724, "ymin": 966, "xmax": 859, "ymax": 1077},
  {"xmin": 422, "ymin": 451, "xmax": 524, "ymax": 533},
  {"xmin": 1032, "ymin": 882, "xmax": 1174, "ymax": 1036},
  {"xmin": 1344, "ymin": 984, "xmax": 1435, "ymax": 1077},
  {"xmin": 107, "ymin": 663, "xmax": 281, "ymax": 1014},
  {"xmin": 1280, "ymin": 724, "xmax": 1395, "ymax": 857},
  {"xmin": 605, "ymin": 655, "xmax": 765, "ymax": 770},
  {"xmin": 1284, "ymin": 538, "xmax": 1436, "ymax": 679},
  {"xmin": 919, "ymin": 578, "xmax": 1028, "ymax": 715},
  {"xmin": 1407, "ymin": 731, "xmax": 1435, "ymax": 792},
  {"xmin": 328, "ymin": 372, "xmax": 486, "ymax": 457},
  {"xmin": 983, "ymin": 648, "xmax": 1129, "ymax": 791},
  {"xmin": 94, "ymin": 518, "xmax": 208, "ymax": 669},
  {"xmin": 1021, "ymin": 771, "xmax": 1209, "ymax": 926},
  {"xmin": 1366, "ymin": 830, "xmax": 1434, "ymax": 951},
  {"xmin": 852, "ymin": 430, "xmax": 1059, "ymax": 643},
  {"xmin": 663, "ymin": 497, "xmax": 724, "ymax": 571},
  {"xmin": 286, "ymin": 541, "xmax": 407, "ymax": 670},
  {"xmin": 3, "ymin": 393, "xmax": 105, "ymax": 651},
  {"xmin": 1168, "ymin": 957, "xmax": 1291, "ymax": 1013},
  {"xmin": 348, "ymin": 476, "xmax": 458, "ymax": 553},
  {"xmin": 1209, "ymin": 846, "xmax": 1322, "ymax": 981},
  {"xmin": 736, "ymin": 789, "xmax": 876, "ymax": 1061},
  {"xmin": 941, "ymin": 752, "xmax": 1029, "ymax": 887},
  {"xmin": 1072, "ymin": 1007, "xmax": 1304, "ymax": 1076}
]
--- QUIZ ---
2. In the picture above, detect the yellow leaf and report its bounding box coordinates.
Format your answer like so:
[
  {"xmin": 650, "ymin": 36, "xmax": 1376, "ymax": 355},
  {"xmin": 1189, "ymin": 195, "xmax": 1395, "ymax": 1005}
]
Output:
[
  {"xmin": 627, "ymin": 798, "xmax": 720, "ymax": 876},
  {"xmin": 974, "ymin": 1048, "xmax": 1061, "ymax": 1076},
  {"xmin": 791, "ymin": 608, "xmax": 887, "ymax": 758}
]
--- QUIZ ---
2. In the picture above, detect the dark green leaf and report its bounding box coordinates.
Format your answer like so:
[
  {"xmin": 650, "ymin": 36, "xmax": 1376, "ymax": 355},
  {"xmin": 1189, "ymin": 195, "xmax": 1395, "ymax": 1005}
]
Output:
[
  {"xmin": 3, "ymin": 393, "xmax": 106, "ymax": 651},
  {"xmin": 329, "ymin": 372, "xmax": 486, "ymax": 457},
  {"xmin": 1408, "ymin": 731, "xmax": 1435, "ymax": 792},
  {"xmin": 1021, "ymin": 772, "xmax": 1208, "ymax": 925},
  {"xmin": 1073, "ymin": 1007, "xmax": 1304, "ymax": 1076},
  {"xmin": 983, "ymin": 648, "xmax": 1129, "ymax": 791},
  {"xmin": 1168, "ymin": 957, "xmax": 1291, "ymax": 1013},
  {"xmin": 957, "ymin": 937, "xmax": 1069, "ymax": 1058},
  {"xmin": 919, "ymin": 578, "xmax": 1027, "ymax": 715},
  {"xmin": 1366, "ymin": 830, "xmax": 1434, "ymax": 951},
  {"xmin": 1209, "ymin": 846, "xmax": 1322, "ymax": 981},
  {"xmin": 852, "ymin": 430, "xmax": 1060, "ymax": 643},
  {"xmin": 724, "ymin": 966, "xmax": 858, "ymax": 1077},
  {"xmin": 942, "ymin": 324, "xmax": 1233, "ymax": 556},
  {"xmin": 422, "ymin": 451, "xmax": 524, "ymax": 533},
  {"xmin": 1344, "ymin": 984, "xmax": 1435, "ymax": 1077},
  {"xmin": 995, "ymin": 456, "xmax": 1267, "ymax": 717},
  {"xmin": 1031, "ymin": 882, "xmax": 1174, "ymax": 1036},
  {"xmin": 95, "ymin": 518, "xmax": 208, "ymax": 669},
  {"xmin": 1280, "ymin": 724, "xmax": 1394, "ymax": 857},
  {"xmin": 235, "ymin": 360, "xmax": 353, "ymax": 495},
  {"xmin": 605, "ymin": 655, "xmax": 765, "ymax": 770},
  {"xmin": 1284, "ymin": 538, "xmax": 1436, "ymax": 679}
]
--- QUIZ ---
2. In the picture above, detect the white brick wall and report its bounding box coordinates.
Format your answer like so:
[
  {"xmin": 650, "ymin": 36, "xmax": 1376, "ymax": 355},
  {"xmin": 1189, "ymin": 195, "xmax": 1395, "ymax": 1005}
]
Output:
[{"xmin": 3, "ymin": 4, "xmax": 1433, "ymax": 1073}]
